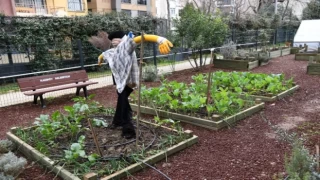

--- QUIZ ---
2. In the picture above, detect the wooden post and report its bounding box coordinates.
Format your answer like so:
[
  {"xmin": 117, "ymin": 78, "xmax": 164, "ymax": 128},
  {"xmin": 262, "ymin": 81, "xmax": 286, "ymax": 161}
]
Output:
[
  {"xmin": 309, "ymin": 56, "xmax": 314, "ymax": 64},
  {"xmin": 87, "ymin": 118, "xmax": 103, "ymax": 157},
  {"xmin": 206, "ymin": 49, "xmax": 215, "ymax": 112},
  {"xmin": 84, "ymin": 172, "xmax": 98, "ymax": 180},
  {"xmin": 136, "ymin": 32, "xmax": 145, "ymax": 148},
  {"xmin": 316, "ymin": 145, "xmax": 319, "ymax": 172}
]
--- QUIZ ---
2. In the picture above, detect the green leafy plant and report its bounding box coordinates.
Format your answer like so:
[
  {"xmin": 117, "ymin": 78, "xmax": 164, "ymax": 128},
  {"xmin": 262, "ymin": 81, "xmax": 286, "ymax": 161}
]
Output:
[
  {"xmin": 193, "ymin": 71, "xmax": 294, "ymax": 96},
  {"xmin": 92, "ymin": 118, "xmax": 108, "ymax": 127},
  {"xmin": 64, "ymin": 135, "xmax": 99, "ymax": 163},
  {"xmin": 134, "ymin": 78, "xmax": 248, "ymax": 118},
  {"xmin": 285, "ymin": 140, "xmax": 314, "ymax": 180}
]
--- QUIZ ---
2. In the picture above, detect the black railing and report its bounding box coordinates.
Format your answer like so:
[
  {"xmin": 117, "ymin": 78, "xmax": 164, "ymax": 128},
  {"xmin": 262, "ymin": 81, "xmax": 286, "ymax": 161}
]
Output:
[
  {"xmin": 121, "ymin": 0, "xmax": 131, "ymax": 3},
  {"xmin": 137, "ymin": 0, "xmax": 147, "ymax": 5}
]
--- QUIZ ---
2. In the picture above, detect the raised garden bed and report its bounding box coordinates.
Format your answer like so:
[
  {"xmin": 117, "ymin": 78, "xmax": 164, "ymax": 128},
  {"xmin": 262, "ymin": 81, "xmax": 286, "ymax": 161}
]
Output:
[
  {"xmin": 130, "ymin": 103, "xmax": 264, "ymax": 130},
  {"xmin": 239, "ymin": 85, "xmax": 299, "ymax": 102},
  {"xmin": 213, "ymin": 58, "xmax": 259, "ymax": 70},
  {"xmin": 6, "ymin": 98, "xmax": 198, "ymax": 180},
  {"xmin": 295, "ymin": 53, "xmax": 320, "ymax": 61},
  {"xmin": 307, "ymin": 63, "xmax": 320, "ymax": 75},
  {"xmin": 194, "ymin": 71, "xmax": 298, "ymax": 102},
  {"xmin": 131, "ymin": 79, "xmax": 266, "ymax": 130},
  {"xmin": 268, "ymin": 47, "xmax": 291, "ymax": 58},
  {"xmin": 281, "ymin": 47, "xmax": 291, "ymax": 56},
  {"xmin": 307, "ymin": 55, "xmax": 320, "ymax": 75}
]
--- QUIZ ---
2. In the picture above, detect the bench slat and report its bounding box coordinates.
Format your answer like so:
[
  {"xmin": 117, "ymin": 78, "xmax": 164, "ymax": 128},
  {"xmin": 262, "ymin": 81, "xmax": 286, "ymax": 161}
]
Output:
[
  {"xmin": 18, "ymin": 70, "xmax": 90, "ymax": 92},
  {"xmin": 23, "ymin": 81, "xmax": 98, "ymax": 96}
]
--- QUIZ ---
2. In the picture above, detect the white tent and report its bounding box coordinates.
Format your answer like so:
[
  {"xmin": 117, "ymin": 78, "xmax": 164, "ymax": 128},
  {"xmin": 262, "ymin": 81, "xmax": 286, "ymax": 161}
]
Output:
[{"xmin": 293, "ymin": 19, "xmax": 320, "ymax": 52}]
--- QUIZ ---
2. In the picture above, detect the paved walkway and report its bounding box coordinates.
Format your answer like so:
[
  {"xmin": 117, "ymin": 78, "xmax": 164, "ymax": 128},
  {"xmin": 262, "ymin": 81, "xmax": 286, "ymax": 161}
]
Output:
[{"xmin": 0, "ymin": 58, "xmax": 210, "ymax": 108}]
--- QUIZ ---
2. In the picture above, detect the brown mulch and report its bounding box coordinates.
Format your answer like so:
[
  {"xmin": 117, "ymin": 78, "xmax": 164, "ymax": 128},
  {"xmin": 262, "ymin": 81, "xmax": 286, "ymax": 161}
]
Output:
[{"xmin": 0, "ymin": 55, "xmax": 319, "ymax": 179}]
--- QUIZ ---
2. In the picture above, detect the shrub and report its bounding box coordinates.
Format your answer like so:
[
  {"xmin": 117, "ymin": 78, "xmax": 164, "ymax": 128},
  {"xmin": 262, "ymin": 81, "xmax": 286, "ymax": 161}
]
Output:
[
  {"xmin": 0, "ymin": 139, "xmax": 14, "ymax": 153},
  {"xmin": 0, "ymin": 152, "xmax": 27, "ymax": 176},
  {"xmin": 0, "ymin": 172, "xmax": 14, "ymax": 180},
  {"xmin": 142, "ymin": 65, "xmax": 158, "ymax": 82},
  {"xmin": 285, "ymin": 140, "xmax": 313, "ymax": 180},
  {"xmin": 220, "ymin": 41, "xmax": 237, "ymax": 60}
]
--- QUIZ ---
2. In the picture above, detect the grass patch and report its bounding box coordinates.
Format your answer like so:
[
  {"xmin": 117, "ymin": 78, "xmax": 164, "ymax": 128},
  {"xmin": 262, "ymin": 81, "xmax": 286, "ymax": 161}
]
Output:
[{"xmin": 0, "ymin": 82, "xmax": 20, "ymax": 95}]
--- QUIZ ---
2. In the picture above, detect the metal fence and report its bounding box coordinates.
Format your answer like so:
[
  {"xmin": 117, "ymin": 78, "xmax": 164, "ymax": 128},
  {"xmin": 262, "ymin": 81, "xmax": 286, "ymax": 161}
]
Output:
[{"xmin": 0, "ymin": 26, "xmax": 297, "ymax": 108}]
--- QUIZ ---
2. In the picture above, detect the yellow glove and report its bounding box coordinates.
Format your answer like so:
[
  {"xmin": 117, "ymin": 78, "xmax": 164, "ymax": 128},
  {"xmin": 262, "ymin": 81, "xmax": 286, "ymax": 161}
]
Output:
[
  {"xmin": 98, "ymin": 54, "xmax": 104, "ymax": 66},
  {"xmin": 134, "ymin": 35, "xmax": 173, "ymax": 54}
]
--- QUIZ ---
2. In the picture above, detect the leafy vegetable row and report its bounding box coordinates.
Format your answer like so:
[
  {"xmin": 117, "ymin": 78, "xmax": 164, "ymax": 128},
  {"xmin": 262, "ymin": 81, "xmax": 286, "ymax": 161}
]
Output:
[
  {"xmin": 192, "ymin": 71, "xmax": 294, "ymax": 96},
  {"xmin": 133, "ymin": 80, "xmax": 252, "ymax": 118}
]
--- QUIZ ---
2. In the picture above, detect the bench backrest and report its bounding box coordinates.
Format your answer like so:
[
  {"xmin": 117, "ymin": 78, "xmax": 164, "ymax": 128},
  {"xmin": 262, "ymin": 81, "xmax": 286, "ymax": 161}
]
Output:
[{"xmin": 17, "ymin": 70, "xmax": 89, "ymax": 92}]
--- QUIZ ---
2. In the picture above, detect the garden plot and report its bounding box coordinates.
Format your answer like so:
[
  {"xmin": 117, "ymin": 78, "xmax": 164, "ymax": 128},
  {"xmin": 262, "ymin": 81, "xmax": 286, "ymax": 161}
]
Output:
[
  {"xmin": 306, "ymin": 55, "xmax": 320, "ymax": 75},
  {"xmin": 130, "ymin": 80, "xmax": 264, "ymax": 130},
  {"xmin": 295, "ymin": 52, "xmax": 320, "ymax": 61},
  {"xmin": 6, "ymin": 97, "xmax": 197, "ymax": 180},
  {"xmin": 193, "ymin": 71, "xmax": 299, "ymax": 102}
]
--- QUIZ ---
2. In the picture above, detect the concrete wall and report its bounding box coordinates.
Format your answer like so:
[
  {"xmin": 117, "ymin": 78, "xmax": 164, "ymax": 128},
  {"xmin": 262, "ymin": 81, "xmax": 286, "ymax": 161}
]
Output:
[{"xmin": 0, "ymin": 0, "xmax": 16, "ymax": 16}]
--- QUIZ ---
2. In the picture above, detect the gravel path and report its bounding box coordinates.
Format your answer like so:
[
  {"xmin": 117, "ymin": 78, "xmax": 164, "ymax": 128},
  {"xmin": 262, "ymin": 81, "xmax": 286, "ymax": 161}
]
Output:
[{"xmin": 1, "ymin": 55, "xmax": 319, "ymax": 180}]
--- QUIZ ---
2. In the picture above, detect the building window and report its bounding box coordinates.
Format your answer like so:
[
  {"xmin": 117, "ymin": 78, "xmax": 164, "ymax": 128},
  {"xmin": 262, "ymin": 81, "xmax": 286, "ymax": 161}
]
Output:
[
  {"xmin": 68, "ymin": 0, "xmax": 83, "ymax": 11},
  {"xmin": 15, "ymin": 0, "xmax": 45, "ymax": 8},
  {"xmin": 217, "ymin": 0, "xmax": 231, "ymax": 6},
  {"xmin": 137, "ymin": 0, "xmax": 147, "ymax": 5},
  {"xmin": 170, "ymin": 8, "xmax": 175, "ymax": 16},
  {"xmin": 122, "ymin": 9, "xmax": 131, "ymax": 16},
  {"xmin": 138, "ymin": 10, "xmax": 147, "ymax": 16},
  {"xmin": 121, "ymin": 0, "xmax": 131, "ymax": 3},
  {"xmin": 88, "ymin": 9, "xmax": 92, "ymax": 12},
  {"xmin": 87, "ymin": 0, "xmax": 91, "ymax": 2}
]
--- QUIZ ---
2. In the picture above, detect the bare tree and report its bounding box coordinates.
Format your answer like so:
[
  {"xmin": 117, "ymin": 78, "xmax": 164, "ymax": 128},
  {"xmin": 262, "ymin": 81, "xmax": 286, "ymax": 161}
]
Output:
[
  {"xmin": 182, "ymin": 0, "xmax": 217, "ymax": 15},
  {"xmin": 233, "ymin": 0, "xmax": 249, "ymax": 21},
  {"xmin": 166, "ymin": 0, "xmax": 171, "ymax": 31}
]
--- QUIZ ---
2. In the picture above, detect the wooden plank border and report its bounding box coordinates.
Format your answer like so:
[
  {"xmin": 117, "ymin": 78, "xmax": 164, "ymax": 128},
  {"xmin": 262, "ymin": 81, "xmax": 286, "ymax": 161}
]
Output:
[
  {"xmin": 131, "ymin": 103, "xmax": 265, "ymax": 130},
  {"xmin": 295, "ymin": 53, "xmax": 319, "ymax": 61},
  {"xmin": 240, "ymin": 85, "xmax": 299, "ymax": 102},
  {"xmin": 6, "ymin": 123, "xmax": 198, "ymax": 180},
  {"xmin": 213, "ymin": 59, "xmax": 259, "ymax": 71},
  {"xmin": 307, "ymin": 63, "xmax": 320, "ymax": 75}
]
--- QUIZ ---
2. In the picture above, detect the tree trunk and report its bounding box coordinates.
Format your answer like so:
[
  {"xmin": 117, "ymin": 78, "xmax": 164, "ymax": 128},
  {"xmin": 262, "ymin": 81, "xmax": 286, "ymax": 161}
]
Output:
[{"xmin": 166, "ymin": 0, "xmax": 171, "ymax": 32}]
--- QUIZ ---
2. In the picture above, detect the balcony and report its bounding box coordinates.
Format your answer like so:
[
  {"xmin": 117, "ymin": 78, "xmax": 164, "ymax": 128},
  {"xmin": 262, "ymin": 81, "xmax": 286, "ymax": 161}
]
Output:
[{"xmin": 137, "ymin": 0, "xmax": 147, "ymax": 5}]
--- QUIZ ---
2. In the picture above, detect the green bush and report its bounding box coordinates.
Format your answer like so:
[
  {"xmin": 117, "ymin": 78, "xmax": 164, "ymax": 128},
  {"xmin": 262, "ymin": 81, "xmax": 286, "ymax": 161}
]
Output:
[
  {"xmin": 142, "ymin": 65, "xmax": 158, "ymax": 82},
  {"xmin": 285, "ymin": 140, "xmax": 313, "ymax": 180}
]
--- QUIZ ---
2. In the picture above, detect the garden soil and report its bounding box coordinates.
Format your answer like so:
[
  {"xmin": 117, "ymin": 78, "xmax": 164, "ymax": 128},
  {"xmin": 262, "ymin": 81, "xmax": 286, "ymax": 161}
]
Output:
[{"xmin": 0, "ymin": 55, "xmax": 319, "ymax": 179}]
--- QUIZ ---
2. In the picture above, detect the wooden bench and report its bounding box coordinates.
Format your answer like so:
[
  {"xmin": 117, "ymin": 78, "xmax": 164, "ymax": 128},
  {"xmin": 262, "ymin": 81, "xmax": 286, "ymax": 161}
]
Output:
[{"xmin": 17, "ymin": 70, "xmax": 98, "ymax": 108}]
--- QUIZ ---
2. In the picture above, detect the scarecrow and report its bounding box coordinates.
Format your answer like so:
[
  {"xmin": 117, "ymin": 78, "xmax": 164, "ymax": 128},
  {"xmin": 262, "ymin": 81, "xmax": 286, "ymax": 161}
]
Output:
[{"xmin": 89, "ymin": 31, "xmax": 173, "ymax": 139}]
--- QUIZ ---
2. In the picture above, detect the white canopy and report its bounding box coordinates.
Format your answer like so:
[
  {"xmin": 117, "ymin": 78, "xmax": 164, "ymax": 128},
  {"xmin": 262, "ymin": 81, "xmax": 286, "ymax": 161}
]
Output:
[{"xmin": 293, "ymin": 19, "xmax": 320, "ymax": 52}]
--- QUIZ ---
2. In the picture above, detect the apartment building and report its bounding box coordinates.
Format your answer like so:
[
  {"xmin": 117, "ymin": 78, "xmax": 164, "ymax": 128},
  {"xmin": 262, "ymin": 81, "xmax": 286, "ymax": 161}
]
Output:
[
  {"xmin": 155, "ymin": 0, "xmax": 311, "ymax": 21},
  {"xmin": 1, "ymin": 0, "xmax": 88, "ymax": 17},
  {"xmin": 87, "ymin": 0, "xmax": 156, "ymax": 17}
]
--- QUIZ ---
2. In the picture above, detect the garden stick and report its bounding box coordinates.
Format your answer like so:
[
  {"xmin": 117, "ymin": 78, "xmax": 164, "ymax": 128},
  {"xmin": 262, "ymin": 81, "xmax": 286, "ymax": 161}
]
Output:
[
  {"xmin": 87, "ymin": 118, "xmax": 103, "ymax": 157},
  {"xmin": 136, "ymin": 32, "xmax": 145, "ymax": 148},
  {"xmin": 316, "ymin": 145, "xmax": 319, "ymax": 172},
  {"xmin": 206, "ymin": 49, "xmax": 215, "ymax": 107}
]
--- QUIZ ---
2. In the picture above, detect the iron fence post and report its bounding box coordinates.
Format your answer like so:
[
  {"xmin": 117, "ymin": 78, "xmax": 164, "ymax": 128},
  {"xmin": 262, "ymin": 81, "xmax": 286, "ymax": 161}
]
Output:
[
  {"xmin": 256, "ymin": 29, "xmax": 259, "ymax": 51},
  {"xmin": 5, "ymin": 40, "xmax": 13, "ymax": 65},
  {"xmin": 77, "ymin": 39, "xmax": 84, "ymax": 69}
]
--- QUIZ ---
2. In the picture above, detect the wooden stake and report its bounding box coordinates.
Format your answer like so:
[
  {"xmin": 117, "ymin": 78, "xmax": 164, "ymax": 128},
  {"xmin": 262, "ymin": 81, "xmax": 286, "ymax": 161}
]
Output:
[
  {"xmin": 206, "ymin": 49, "xmax": 215, "ymax": 107},
  {"xmin": 87, "ymin": 118, "xmax": 103, "ymax": 157},
  {"xmin": 136, "ymin": 32, "xmax": 145, "ymax": 148},
  {"xmin": 316, "ymin": 145, "xmax": 319, "ymax": 172}
]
